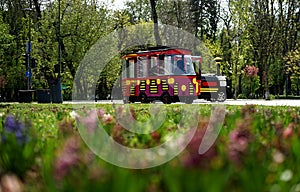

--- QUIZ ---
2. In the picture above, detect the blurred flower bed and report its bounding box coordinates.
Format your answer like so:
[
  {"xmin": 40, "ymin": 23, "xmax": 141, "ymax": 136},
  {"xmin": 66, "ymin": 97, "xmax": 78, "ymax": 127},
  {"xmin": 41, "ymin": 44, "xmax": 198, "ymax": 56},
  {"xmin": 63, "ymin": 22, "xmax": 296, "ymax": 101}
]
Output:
[{"xmin": 0, "ymin": 103, "xmax": 300, "ymax": 192}]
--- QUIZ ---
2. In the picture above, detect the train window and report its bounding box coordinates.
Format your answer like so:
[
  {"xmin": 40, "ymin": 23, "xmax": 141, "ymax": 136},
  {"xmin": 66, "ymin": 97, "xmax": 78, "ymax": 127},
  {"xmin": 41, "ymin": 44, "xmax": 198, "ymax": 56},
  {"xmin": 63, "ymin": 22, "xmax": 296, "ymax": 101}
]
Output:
[
  {"xmin": 137, "ymin": 57, "xmax": 147, "ymax": 77},
  {"xmin": 173, "ymin": 55, "xmax": 185, "ymax": 75},
  {"xmin": 150, "ymin": 56, "xmax": 157, "ymax": 68},
  {"xmin": 185, "ymin": 56, "xmax": 196, "ymax": 75},
  {"xmin": 163, "ymin": 55, "xmax": 172, "ymax": 75},
  {"xmin": 122, "ymin": 60, "xmax": 127, "ymax": 78},
  {"xmin": 128, "ymin": 59, "xmax": 135, "ymax": 78},
  {"xmin": 149, "ymin": 56, "xmax": 159, "ymax": 76}
]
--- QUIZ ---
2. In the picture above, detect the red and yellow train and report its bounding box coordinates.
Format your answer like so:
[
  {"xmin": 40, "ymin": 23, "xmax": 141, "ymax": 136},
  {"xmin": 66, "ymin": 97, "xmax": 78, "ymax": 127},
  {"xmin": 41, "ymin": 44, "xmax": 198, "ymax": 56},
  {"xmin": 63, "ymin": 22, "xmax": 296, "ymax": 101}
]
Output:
[
  {"xmin": 121, "ymin": 47, "xmax": 201, "ymax": 103},
  {"xmin": 121, "ymin": 46, "xmax": 227, "ymax": 103}
]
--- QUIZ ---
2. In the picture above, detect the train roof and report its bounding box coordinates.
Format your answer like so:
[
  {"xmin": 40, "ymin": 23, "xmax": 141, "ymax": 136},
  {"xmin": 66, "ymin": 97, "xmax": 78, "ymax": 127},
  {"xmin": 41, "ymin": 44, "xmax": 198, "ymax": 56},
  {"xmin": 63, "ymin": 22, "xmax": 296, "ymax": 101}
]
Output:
[{"xmin": 122, "ymin": 46, "xmax": 191, "ymax": 58}]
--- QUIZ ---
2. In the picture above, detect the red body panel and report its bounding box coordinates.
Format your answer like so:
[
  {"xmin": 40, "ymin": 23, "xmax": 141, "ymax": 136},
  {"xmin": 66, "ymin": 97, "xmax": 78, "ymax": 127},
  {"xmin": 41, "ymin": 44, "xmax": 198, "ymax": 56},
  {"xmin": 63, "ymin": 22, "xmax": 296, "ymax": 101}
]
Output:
[
  {"xmin": 202, "ymin": 82, "xmax": 217, "ymax": 87},
  {"xmin": 122, "ymin": 76, "xmax": 201, "ymax": 98}
]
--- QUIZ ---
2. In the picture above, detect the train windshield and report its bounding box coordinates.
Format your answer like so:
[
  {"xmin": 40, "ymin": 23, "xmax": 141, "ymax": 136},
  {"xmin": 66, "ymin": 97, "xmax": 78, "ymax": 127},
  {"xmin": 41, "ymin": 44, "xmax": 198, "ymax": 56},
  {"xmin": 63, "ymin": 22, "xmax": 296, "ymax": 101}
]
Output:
[
  {"xmin": 173, "ymin": 55, "xmax": 196, "ymax": 75},
  {"xmin": 185, "ymin": 56, "xmax": 196, "ymax": 75}
]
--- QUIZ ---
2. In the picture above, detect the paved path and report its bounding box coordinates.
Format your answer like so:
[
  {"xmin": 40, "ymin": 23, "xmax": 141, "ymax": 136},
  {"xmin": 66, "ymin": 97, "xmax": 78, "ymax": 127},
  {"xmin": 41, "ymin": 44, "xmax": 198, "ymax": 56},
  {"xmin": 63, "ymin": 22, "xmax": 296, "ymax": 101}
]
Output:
[
  {"xmin": 195, "ymin": 99, "xmax": 300, "ymax": 107},
  {"xmin": 1, "ymin": 99, "xmax": 299, "ymax": 107},
  {"xmin": 63, "ymin": 99, "xmax": 300, "ymax": 107}
]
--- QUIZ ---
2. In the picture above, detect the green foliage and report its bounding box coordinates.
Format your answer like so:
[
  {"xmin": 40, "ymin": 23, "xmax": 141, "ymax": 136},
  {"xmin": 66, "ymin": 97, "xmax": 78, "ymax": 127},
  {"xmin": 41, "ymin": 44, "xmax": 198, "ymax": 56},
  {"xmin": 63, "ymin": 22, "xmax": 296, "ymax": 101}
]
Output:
[
  {"xmin": 124, "ymin": 0, "xmax": 151, "ymax": 23},
  {"xmin": 0, "ymin": 0, "xmax": 299, "ymax": 99},
  {"xmin": 34, "ymin": 0, "xmax": 111, "ymax": 92},
  {"xmin": 0, "ymin": 14, "xmax": 25, "ymax": 91},
  {"xmin": 220, "ymin": 0, "xmax": 300, "ymax": 96},
  {"xmin": 241, "ymin": 75, "xmax": 260, "ymax": 98},
  {"xmin": 285, "ymin": 48, "xmax": 300, "ymax": 94},
  {"xmin": 0, "ymin": 15, "xmax": 13, "ymax": 65}
]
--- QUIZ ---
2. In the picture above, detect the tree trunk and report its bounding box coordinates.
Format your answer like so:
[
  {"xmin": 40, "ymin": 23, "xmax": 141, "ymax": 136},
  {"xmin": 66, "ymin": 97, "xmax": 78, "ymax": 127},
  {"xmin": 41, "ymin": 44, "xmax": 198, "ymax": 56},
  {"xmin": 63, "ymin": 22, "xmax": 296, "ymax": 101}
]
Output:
[{"xmin": 149, "ymin": 0, "xmax": 162, "ymax": 46}]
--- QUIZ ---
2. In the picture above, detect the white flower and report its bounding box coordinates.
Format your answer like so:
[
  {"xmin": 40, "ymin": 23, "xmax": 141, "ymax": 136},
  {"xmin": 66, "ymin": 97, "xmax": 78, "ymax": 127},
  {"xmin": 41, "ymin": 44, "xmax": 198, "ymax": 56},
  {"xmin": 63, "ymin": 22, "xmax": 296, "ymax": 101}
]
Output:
[
  {"xmin": 293, "ymin": 183, "xmax": 300, "ymax": 192},
  {"xmin": 103, "ymin": 113, "xmax": 113, "ymax": 124},
  {"xmin": 70, "ymin": 111, "xmax": 79, "ymax": 119},
  {"xmin": 0, "ymin": 112, "xmax": 4, "ymax": 117},
  {"xmin": 280, "ymin": 169, "xmax": 293, "ymax": 182},
  {"xmin": 273, "ymin": 150, "xmax": 285, "ymax": 164}
]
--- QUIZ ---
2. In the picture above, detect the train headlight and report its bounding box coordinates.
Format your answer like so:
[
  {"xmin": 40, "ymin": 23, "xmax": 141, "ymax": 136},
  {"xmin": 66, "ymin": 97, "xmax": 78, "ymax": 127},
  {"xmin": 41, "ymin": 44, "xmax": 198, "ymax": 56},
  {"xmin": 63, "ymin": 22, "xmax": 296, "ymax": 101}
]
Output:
[{"xmin": 220, "ymin": 80, "xmax": 227, "ymax": 87}]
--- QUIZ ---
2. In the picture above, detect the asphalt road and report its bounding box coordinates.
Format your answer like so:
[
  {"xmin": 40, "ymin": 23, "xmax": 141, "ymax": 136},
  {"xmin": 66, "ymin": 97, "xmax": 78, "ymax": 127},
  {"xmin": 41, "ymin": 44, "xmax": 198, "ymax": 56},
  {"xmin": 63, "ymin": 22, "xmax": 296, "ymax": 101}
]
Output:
[
  {"xmin": 1, "ymin": 99, "xmax": 299, "ymax": 106},
  {"xmin": 64, "ymin": 99, "xmax": 300, "ymax": 107},
  {"xmin": 196, "ymin": 99, "xmax": 300, "ymax": 106}
]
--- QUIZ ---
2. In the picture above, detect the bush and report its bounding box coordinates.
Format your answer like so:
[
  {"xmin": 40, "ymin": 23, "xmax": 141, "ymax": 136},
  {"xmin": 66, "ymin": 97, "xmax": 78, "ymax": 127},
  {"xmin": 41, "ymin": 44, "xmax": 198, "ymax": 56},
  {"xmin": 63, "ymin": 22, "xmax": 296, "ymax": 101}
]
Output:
[{"xmin": 237, "ymin": 94, "xmax": 247, "ymax": 99}]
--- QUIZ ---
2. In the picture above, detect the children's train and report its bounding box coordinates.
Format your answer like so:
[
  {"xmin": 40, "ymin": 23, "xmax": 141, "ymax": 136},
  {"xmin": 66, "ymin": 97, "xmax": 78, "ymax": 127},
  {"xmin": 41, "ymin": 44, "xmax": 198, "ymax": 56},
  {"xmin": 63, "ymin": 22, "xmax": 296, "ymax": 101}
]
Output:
[{"xmin": 121, "ymin": 46, "xmax": 228, "ymax": 104}]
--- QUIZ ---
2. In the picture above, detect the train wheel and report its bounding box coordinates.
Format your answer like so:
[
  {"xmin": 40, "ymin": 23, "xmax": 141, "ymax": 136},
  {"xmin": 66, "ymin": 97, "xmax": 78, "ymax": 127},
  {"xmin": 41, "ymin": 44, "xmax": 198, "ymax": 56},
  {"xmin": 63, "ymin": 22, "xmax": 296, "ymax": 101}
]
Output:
[
  {"xmin": 129, "ymin": 96, "xmax": 136, "ymax": 103},
  {"xmin": 185, "ymin": 98, "xmax": 194, "ymax": 104},
  {"xmin": 209, "ymin": 94, "xmax": 217, "ymax": 102},
  {"xmin": 179, "ymin": 96, "xmax": 194, "ymax": 104},
  {"xmin": 123, "ymin": 97, "xmax": 129, "ymax": 104},
  {"xmin": 161, "ymin": 93, "xmax": 171, "ymax": 104},
  {"xmin": 139, "ymin": 93, "xmax": 148, "ymax": 103},
  {"xmin": 216, "ymin": 91, "xmax": 226, "ymax": 102}
]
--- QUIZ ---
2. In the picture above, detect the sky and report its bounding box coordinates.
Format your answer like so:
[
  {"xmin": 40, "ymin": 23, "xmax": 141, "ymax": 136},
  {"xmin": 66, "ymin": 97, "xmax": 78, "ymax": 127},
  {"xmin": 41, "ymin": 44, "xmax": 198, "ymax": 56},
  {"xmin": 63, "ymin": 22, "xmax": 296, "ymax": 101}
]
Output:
[
  {"xmin": 104, "ymin": 0, "xmax": 128, "ymax": 10},
  {"xmin": 104, "ymin": 0, "xmax": 229, "ymax": 11}
]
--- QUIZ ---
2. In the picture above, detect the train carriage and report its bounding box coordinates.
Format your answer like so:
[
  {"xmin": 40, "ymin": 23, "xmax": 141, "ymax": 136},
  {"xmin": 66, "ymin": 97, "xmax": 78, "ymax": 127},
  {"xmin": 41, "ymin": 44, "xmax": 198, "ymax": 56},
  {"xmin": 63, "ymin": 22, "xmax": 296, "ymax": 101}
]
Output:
[
  {"xmin": 121, "ymin": 47, "xmax": 202, "ymax": 104},
  {"xmin": 191, "ymin": 56, "xmax": 228, "ymax": 102},
  {"xmin": 200, "ymin": 74, "xmax": 227, "ymax": 102}
]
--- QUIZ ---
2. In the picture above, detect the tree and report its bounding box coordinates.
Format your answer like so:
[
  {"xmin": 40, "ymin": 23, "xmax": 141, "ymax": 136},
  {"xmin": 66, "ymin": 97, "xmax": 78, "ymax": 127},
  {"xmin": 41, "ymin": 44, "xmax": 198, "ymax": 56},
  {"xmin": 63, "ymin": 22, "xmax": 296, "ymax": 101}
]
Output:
[
  {"xmin": 0, "ymin": 14, "xmax": 15, "ymax": 100},
  {"xmin": 285, "ymin": 48, "xmax": 300, "ymax": 95},
  {"xmin": 188, "ymin": 0, "xmax": 220, "ymax": 40},
  {"xmin": 35, "ymin": 0, "xmax": 111, "ymax": 99},
  {"xmin": 124, "ymin": 0, "xmax": 152, "ymax": 23},
  {"xmin": 0, "ymin": 1, "xmax": 29, "ymax": 100},
  {"xmin": 149, "ymin": 0, "xmax": 162, "ymax": 45}
]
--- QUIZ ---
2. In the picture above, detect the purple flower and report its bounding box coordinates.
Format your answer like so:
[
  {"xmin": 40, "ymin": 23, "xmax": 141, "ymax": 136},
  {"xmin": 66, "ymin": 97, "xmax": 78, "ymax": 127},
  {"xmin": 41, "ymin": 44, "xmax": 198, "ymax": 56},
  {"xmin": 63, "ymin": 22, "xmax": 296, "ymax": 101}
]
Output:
[
  {"xmin": 228, "ymin": 128, "xmax": 252, "ymax": 165},
  {"xmin": 180, "ymin": 124, "xmax": 218, "ymax": 169},
  {"xmin": 54, "ymin": 137, "xmax": 80, "ymax": 180},
  {"xmin": 54, "ymin": 153, "xmax": 79, "ymax": 180},
  {"xmin": 98, "ymin": 109, "xmax": 105, "ymax": 119},
  {"xmin": 2, "ymin": 115, "xmax": 28, "ymax": 144},
  {"xmin": 77, "ymin": 110, "xmax": 99, "ymax": 134}
]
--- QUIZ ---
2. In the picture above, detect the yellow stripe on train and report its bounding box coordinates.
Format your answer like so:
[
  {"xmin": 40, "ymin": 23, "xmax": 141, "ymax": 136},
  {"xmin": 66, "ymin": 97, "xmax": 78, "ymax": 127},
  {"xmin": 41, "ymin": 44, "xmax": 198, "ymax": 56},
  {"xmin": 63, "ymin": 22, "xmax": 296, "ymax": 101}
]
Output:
[{"xmin": 200, "ymin": 88, "xmax": 219, "ymax": 92}]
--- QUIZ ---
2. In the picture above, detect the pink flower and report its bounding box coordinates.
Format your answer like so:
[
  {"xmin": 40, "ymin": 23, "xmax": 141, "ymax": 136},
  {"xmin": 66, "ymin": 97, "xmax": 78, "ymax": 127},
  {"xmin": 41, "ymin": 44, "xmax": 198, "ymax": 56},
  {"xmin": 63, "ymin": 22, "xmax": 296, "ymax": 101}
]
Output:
[
  {"xmin": 229, "ymin": 130, "xmax": 249, "ymax": 151},
  {"xmin": 180, "ymin": 123, "xmax": 218, "ymax": 169},
  {"xmin": 282, "ymin": 123, "xmax": 294, "ymax": 139},
  {"xmin": 0, "ymin": 174, "xmax": 23, "ymax": 192},
  {"xmin": 102, "ymin": 114, "xmax": 114, "ymax": 124},
  {"xmin": 77, "ymin": 110, "xmax": 99, "ymax": 134},
  {"xmin": 243, "ymin": 65, "xmax": 259, "ymax": 77},
  {"xmin": 54, "ymin": 137, "xmax": 80, "ymax": 180},
  {"xmin": 98, "ymin": 109, "xmax": 105, "ymax": 119},
  {"xmin": 228, "ymin": 128, "xmax": 252, "ymax": 165},
  {"xmin": 111, "ymin": 124, "xmax": 126, "ymax": 145},
  {"xmin": 54, "ymin": 153, "xmax": 79, "ymax": 180}
]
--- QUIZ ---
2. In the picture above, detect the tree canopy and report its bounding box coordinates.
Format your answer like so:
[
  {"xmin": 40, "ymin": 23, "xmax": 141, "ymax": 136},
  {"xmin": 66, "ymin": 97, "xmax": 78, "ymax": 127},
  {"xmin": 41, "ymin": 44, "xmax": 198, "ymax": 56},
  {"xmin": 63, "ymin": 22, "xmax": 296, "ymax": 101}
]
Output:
[{"xmin": 0, "ymin": 0, "xmax": 299, "ymax": 101}]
